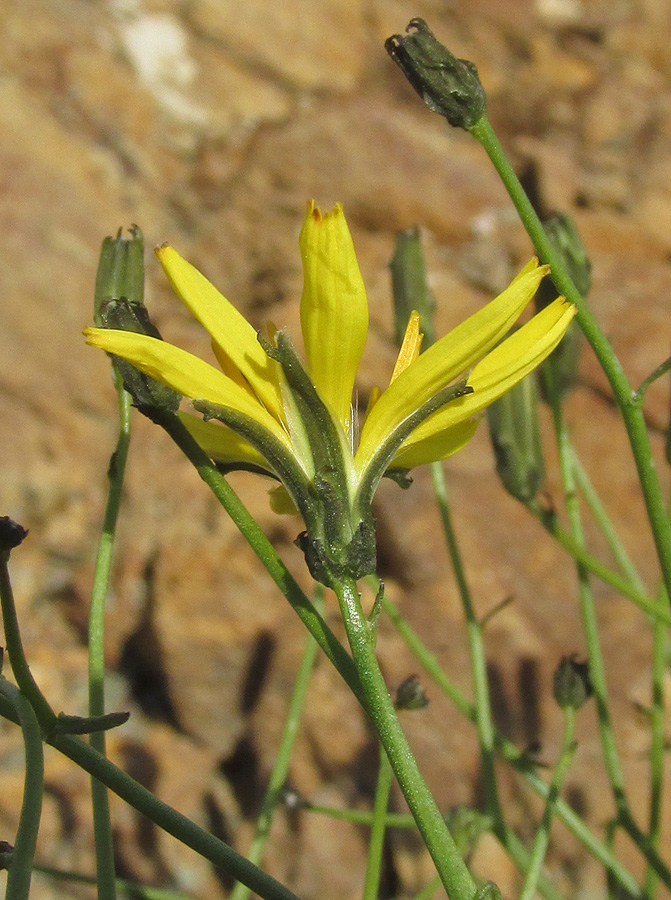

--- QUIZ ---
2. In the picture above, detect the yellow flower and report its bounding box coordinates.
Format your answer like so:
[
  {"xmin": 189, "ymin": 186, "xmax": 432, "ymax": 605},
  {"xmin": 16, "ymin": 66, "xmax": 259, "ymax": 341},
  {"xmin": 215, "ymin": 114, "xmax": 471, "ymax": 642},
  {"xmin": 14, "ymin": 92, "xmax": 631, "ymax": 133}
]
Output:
[{"xmin": 85, "ymin": 202, "xmax": 574, "ymax": 581}]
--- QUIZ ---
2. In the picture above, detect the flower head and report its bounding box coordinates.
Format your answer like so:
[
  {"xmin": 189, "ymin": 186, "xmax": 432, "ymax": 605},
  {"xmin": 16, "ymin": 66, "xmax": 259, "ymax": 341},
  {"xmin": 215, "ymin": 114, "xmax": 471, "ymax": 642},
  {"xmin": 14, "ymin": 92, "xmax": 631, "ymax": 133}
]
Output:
[{"xmin": 85, "ymin": 202, "xmax": 575, "ymax": 583}]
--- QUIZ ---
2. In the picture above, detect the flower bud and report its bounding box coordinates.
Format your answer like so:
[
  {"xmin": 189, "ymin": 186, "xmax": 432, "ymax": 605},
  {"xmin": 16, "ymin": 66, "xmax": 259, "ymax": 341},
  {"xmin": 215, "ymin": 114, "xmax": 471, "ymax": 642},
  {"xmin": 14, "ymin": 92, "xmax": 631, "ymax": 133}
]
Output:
[
  {"xmin": 94, "ymin": 228, "xmax": 181, "ymax": 415},
  {"xmin": 487, "ymin": 373, "xmax": 545, "ymax": 502},
  {"xmin": 0, "ymin": 517, "xmax": 28, "ymax": 557},
  {"xmin": 395, "ymin": 674, "xmax": 429, "ymax": 710},
  {"xmin": 385, "ymin": 19, "xmax": 487, "ymax": 130},
  {"xmin": 553, "ymin": 656, "xmax": 592, "ymax": 710},
  {"xmin": 94, "ymin": 225, "xmax": 144, "ymax": 324}
]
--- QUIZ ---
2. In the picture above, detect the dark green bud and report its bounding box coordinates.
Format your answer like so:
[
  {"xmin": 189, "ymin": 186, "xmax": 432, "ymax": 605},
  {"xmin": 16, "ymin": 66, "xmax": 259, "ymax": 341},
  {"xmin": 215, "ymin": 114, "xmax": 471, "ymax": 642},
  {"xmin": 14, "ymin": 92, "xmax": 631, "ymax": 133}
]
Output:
[
  {"xmin": 395, "ymin": 674, "xmax": 429, "ymax": 710},
  {"xmin": 390, "ymin": 227, "xmax": 436, "ymax": 347},
  {"xmin": 94, "ymin": 225, "xmax": 144, "ymax": 325},
  {"xmin": 0, "ymin": 517, "xmax": 28, "ymax": 559},
  {"xmin": 536, "ymin": 214, "xmax": 591, "ymax": 400},
  {"xmin": 385, "ymin": 19, "xmax": 486, "ymax": 130},
  {"xmin": 553, "ymin": 656, "xmax": 593, "ymax": 710},
  {"xmin": 487, "ymin": 373, "xmax": 545, "ymax": 502},
  {"xmin": 0, "ymin": 841, "xmax": 14, "ymax": 871},
  {"xmin": 99, "ymin": 298, "xmax": 181, "ymax": 414},
  {"xmin": 52, "ymin": 710, "xmax": 130, "ymax": 735}
]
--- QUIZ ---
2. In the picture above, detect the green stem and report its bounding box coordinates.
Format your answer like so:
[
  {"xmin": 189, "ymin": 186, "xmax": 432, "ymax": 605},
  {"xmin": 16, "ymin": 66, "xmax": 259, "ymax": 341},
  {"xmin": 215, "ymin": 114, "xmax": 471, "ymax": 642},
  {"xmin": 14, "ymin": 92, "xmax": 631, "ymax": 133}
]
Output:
[
  {"xmin": 229, "ymin": 586, "xmax": 325, "ymax": 900},
  {"xmin": 381, "ymin": 593, "xmax": 646, "ymax": 898},
  {"xmin": 34, "ymin": 865, "xmax": 194, "ymax": 900},
  {"xmin": 0, "ymin": 553, "xmax": 55, "ymax": 731},
  {"xmin": 518, "ymin": 707, "xmax": 576, "ymax": 900},
  {"xmin": 547, "ymin": 382, "xmax": 671, "ymax": 885},
  {"xmin": 154, "ymin": 411, "xmax": 364, "ymax": 707},
  {"xmin": 362, "ymin": 743, "xmax": 394, "ymax": 900},
  {"xmin": 333, "ymin": 575, "xmax": 477, "ymax": 900},
  {"xmin": 89, "ymin": 375, "xmax": 131, "ymax": 900},
  {"xmin": 633, "ymin": 355, "xmax": 671, "ymax": 403},
  {"xmin": 0, "ymin": 679, "xmax": 44, "ymax": 900},
  {"xmin": 430, "ymin": 461, "xmax": 504, "ymax": 834},
  {"xmin": 470, "ymin": 114, "xmax": 671, "ymax": 609},
  {"xmin": 571, "ymin": 451, "xmax": 647, "ymax": 594},
  {"xmin": 550, "ymin": 391, "xmax": 630, "ymax": 813},
  {"xmin": 0, "ymin": 697, "xmax": 302, "ymax": 900},
  {"xmin": 645, "ymin": 596, "xmax": 668, "ymax": 900},
  {"xmin": 525, "ymin": 500, "xmax": 668, "ymax": 624}
]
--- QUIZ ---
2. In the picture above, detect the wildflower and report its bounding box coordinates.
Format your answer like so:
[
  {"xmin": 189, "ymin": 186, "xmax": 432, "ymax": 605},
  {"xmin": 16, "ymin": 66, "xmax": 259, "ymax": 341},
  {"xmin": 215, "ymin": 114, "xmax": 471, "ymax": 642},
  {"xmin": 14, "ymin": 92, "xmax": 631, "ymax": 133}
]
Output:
[{"xmin": 85, "ymin": 202, "xmax": 575, "ymax": 584}]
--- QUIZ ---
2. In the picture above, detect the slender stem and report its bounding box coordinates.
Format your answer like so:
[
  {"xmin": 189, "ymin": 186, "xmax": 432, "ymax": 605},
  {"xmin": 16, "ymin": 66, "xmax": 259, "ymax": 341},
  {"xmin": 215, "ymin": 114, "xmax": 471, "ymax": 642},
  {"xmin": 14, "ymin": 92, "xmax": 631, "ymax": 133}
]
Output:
[
  {"xmin": 154, "ymin": 411, "xmax": 364, "ymax": 707},
  {"xmin": 229, "ymin": 586, "xmax": 325, "ymax": 900},
  {"xmin": 362, "ymin": 743, "xmax": 394, "ymax": 900},
  {"xmin": 304, "ymin": 803, "xmax": 417, "ymax": 828},
  {"xmin": 633, "ymin": 355, "xmax": 671, "ymax": 403},
  {"xmin": 0, "ymin": 700, "xmax": 303, "ymax": 900},
  {"xmin": 0, "ymin": 678, "xmax": 44, "ymax": 900},
  {"xmin": 525, "ymin": 501, "xmax": 668, "ymax": 624},
  {"xmin": 34, "ymin": 865, "xmax": 195, "ymax": 900},
  {"xmin": 430, "ymin": 461, "xmax": 504, "ymax": 834},
  {"xmin": 332, "ymin": 575, "xmax": 477, "ymax": 900},
  {"xmin": 518, "ymin": 708, "xmax": 576, "ymax": 900},
  {"xmin": 381, "ymin": 593, "xmax": 646, "ymax": 898},
  {"xmin": 645, "ymin": 596, "xmax": 668, "ymax": 900},
  {"xmin": 470, "ymin": 115, "xmax": 671, "ymax": 609},
  {"xmin": 550, "ymin": 390, "xmax": 630, "ymax": 817},
  {"xmin": 546, "ymin": 382, "xmax": 671, "ymax": 884},
  {"xmin": 0, "ymin": 553, "xmax": 55, "ymax": 730},
  {"xmin": 89, "ymin": 375, "xmax": 131, "ymax": 900},
  {"xmin": 571, "ymin": 451, "xmax": 647, "ymax": 594}
]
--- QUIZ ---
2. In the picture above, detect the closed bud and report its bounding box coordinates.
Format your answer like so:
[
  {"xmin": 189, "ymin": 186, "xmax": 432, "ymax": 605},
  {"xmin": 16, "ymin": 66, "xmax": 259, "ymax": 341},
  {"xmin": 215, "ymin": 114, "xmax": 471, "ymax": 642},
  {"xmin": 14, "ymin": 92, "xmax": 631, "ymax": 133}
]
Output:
[
  {"xmin": 395, "ymin": 674, "xmax": 429, "ymax": 710},
  {"xmin": 536, "ymin": 214, "xmax": 591, "ymax": 399},
  {"xmin": 487, "ymin": 373, "xmax": 545, "ymax": 502},
  {"xmin": 385, "ymin": 19, "xmax": 486, "ymax": 131},
  {"xmin": 390, "ymin": 227, "xmax": 436, "ymax": 347},
  {"xmin": 94, "ymin": 225, "xmax": 144, "ymax": 324},
  {"xmin": 0, "ymin": 516, "xmax": 28, "ymax": 563},
  {"xmin": 553, "ymin": 656, "xmax": 592, "ymax": 710}
]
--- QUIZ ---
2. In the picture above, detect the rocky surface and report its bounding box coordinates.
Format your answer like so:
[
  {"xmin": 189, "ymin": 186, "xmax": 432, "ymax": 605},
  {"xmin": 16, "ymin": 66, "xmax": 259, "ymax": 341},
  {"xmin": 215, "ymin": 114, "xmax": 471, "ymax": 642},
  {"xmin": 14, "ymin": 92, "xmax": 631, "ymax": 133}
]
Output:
[{"xmin": 0, "ymin": 0, "xmax": 670, "ymax": 898}]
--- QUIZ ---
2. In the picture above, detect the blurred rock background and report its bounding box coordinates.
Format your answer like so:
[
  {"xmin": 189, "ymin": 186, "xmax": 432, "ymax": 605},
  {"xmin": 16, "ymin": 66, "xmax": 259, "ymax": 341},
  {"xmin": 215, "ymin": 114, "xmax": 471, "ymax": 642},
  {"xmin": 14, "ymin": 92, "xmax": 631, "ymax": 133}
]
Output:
[{"xmin": 1, "ymin": 0, "xmax": 670, "ymax": 897}]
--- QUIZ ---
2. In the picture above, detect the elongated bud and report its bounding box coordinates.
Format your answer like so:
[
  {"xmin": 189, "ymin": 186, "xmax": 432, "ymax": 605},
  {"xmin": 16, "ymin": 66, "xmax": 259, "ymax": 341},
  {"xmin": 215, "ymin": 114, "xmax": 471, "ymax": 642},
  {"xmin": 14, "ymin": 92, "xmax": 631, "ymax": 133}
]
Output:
[
  {"xmin": 536, "ymin": 214, "xmax": 591, "ymax": 399},
  {"xmin": 487, "ymin": 373, "xmax": 545, "ymax": 502},
  {"xmin": 385, "ymin": 19, "xmax": 486, "ymax": 130},
  {"xmin": 390, "ymin": 227, "xmax": 436, "ymax": 346},
  {"xmin": 95, "ymin": 228, "xmax": 181, "ymax": 414},
  {"xmin": 553, "ymin": 656, "xmax": 592, "ymax": 710},
  {"xmin": 94, "ymin": 225, "xmax": 144, "ymax": 325}
]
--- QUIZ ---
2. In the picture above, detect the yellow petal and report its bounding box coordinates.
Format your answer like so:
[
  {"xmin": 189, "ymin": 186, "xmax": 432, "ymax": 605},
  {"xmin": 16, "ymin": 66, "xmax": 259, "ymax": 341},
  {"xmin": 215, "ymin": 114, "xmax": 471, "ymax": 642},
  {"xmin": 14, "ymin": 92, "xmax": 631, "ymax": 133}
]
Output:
[
  {"xmin": 397, "ymin": 298, "xmax": 576, "ymax": 453},
  {"xmin": 178, "ymin": 411, "xmax": 271, "ymax": 470},
  {"xmin": 390, "ymin": 418, "xmax": 480, "ymax": 469},
  {"xmin": 299, "ymin": 202, "xmax": 368, "ymax": 431},
  {"xmin": 391, "ymin": 311, "xmax": 423, "ymax": 383},
  {"xmin": 155, "ymin": 245, "xmax": 285, "ymax": 422},
  {"xmin": 84, "ymin": 327, "xmax": 291, "ymax": 449},
  {"xmin": 356, "ymin": 260, "xmax": 549, "ymax": 474}
]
